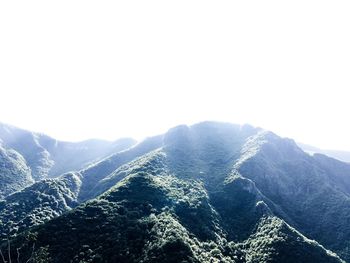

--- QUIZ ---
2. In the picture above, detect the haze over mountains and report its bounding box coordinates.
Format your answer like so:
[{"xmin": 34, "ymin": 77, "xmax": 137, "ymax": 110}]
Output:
[
  {"xmin": 0, "ymin": 122, "xmax": 349, "ymax": 262},
  {"xmin": 0, "ymin": 123, "xmax": 136, "ymax": 197},
  {"xmin": 298, "ymin": 142, "xmax": 350, "ymax": 163}
]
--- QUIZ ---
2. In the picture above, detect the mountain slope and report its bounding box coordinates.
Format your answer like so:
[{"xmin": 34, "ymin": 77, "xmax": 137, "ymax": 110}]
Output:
[
  {"xmin": 236, "ymin": 132, "xmax": 350, "ymax": 260},
  {"xmin": 3, "ymin": 168, "xmax": 343, "ymax": 262},
  {"xmin": 0, "ymin": 135, "xmax": 164, "ymax": 238},
  {"xmin": 0, "ymin": 122, "xmax": 136, "ymax": 180},
  {"xmin": 239, "ymin": 216, "xmax": 341, "ymax": 263},
  {"xmin": 1, "ymin": 122, "xmax": 348, "ymax": 262},
  {"xmin": 0, "ymin": 172, "xmax": 81, "ymax": 240},
  {"xmin": 0, "ymin": 145, "xmax": 33, "ymax": 199},
  {"xmin": 78, "ymin": 135, "xmax": 163, "ymax": 202}
]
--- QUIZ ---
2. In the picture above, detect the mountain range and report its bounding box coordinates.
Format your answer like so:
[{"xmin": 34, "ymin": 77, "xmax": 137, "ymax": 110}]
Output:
[
  {"xmin": 0, "ymin": 122, "xmax": 349, "ymax": 262},
  {"xmin": 0, "ymin": 122, "xmax": 136, "ymax": 198},
  {"xmin": 298, "ymin": 142, "xmax": 350, "ymax": 163}
]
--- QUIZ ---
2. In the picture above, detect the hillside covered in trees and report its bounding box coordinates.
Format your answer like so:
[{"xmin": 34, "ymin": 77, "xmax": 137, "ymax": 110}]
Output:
[
  {"xmin": 0, "ymin": 122, "xmax": 349, "ymax": 262},
  {"xmin": 0, "ymin": 122, "xmax": 136, "ymax": 182}
]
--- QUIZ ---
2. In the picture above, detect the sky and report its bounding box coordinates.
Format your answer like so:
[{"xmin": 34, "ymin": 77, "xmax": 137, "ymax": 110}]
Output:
[{"xmin": 0, "ymin": 1, "xmax": 349, "ymax": 150}]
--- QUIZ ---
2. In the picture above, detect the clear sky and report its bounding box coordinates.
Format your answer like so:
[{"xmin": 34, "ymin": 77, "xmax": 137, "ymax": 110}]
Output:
[{"xmin": 0, "ymin": 1, "xmax": 349, "ymax": 150}]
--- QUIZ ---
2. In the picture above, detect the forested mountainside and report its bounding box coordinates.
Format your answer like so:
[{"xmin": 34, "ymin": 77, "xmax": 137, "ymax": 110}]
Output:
[
  {"xmin": 0, "ymin": 122, "xmax": 349, "ymax": 262},
  {"xmin": 0, "ymin": 122, "xmax": 135, "ymax": 197},
  {"xmin": 0, "ymin": 172, "xmax": 81, "ymax": 240},
  {"xmin": 0, "ymin": 135, "xmax": 164, "ymax": 240},
  {"xmin": 0, "ymin": 145, "xmax": 33, "ymax": 199}
]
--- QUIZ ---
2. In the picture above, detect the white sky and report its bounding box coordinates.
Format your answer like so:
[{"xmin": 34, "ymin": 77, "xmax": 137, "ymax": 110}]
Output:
[{"xmin": 0, "ymin": 1, "xmax": 349, "ymax": 150}]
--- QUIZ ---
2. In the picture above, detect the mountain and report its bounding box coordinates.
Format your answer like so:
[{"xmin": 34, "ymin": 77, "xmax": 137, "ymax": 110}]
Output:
[
  {"xmin": 0, "ymin": 121, "xmax": 349, "ymax": 262},
  {"xmin": 0, "ymin": 135, "xmax": 164, "ymax": 240},
  {"xmin": 0, "ymin": 172, "xmax": 81, "ymax": 240},
  {"xmin": 299, "ymin": 143, "xmax": 350, "ymax": 163},
  {"xmin": 0, "ymin": 122, "xmax": 136, "ymax": 181},
  {"xmin": 0, "ymin": 145, "xmax": 33, "ymax": 199}
]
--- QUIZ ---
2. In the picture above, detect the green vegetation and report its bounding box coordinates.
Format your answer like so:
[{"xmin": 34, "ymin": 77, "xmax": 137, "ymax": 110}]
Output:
[
  {"xmin": 0, "ymin": 121, "xmax": 349, "ymax": 262},
  {"xmin": 0, "ymin": 122, "xmax": 136, "ymax": 180},
  {"xmin": 77, "ymin": 135, "xmax": 163, "ymax": 202},
  {"xmin": 237, "ymin": 132, "xmax": 350, "ymax": 261},
  {"xmin": 237, "ymin": 216, "xmax": 344, "ymax": 263},
  {"xmin": 0, "ymin": 172, "xmax": 81, "ymax": 240},
  {"xmin": 0, "ymin": 146, "xmax": 33, "ymax": 199}
]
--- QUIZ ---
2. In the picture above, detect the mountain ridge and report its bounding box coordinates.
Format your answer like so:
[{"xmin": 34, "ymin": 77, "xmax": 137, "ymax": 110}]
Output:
[
  {"xmin": 0, "ymin": 122, "xmax": 136, "ymax": 199},
  {"xmin": 0, "ymin": 121, "xmax": 349, "ymax": 262},
  {"xmin": 298, "ymin": 142, "xmax": 350, "ymax": 163}
]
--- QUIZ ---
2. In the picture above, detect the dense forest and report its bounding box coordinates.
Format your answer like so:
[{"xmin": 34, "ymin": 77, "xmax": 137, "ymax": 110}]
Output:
[{"xmin": 0, "ymin": 122, "xmax": 349, "ymax": 262}]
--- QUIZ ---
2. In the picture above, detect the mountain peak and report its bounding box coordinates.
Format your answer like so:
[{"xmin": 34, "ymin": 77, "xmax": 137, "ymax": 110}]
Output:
[{"xmin": 0, "ymin": 121, "xmax": 349, "ymax": 262}]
